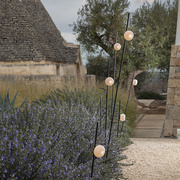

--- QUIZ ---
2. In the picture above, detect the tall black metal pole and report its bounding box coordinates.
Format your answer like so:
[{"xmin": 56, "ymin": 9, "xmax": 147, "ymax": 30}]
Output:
[
  {"xmin": 120, "ymin": 70, "xmax": 135, "ymax": 134},
  {"xmin": 117, "ymin": 100, "xmax": 121, "ymax": 137},
  {"xmin": 99, "ymin": 88, "xmax": 107, "ymax": 138},
  {"xmin": 111, "ymin": 31, "xmax": 118, "ymax": 115},
  {"xmin": 100, "ymin": 96, "xmax": 102, "ymax": 129},
  {"xmin": 105, "ymin": 61, "xmax": 110, "ymax": 138},
  {"xmin": 90, "ymin": 122, "xmax": 99, "ymax": 178},
  {"xmin": 106, "ymin": 13, "xmax": 130, "ymax": 159}
]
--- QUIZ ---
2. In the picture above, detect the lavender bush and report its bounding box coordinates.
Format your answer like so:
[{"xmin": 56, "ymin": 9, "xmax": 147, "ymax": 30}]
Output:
[{"xmin": 0, "ymin": 88, "xmax": 133, "ymax": 179}]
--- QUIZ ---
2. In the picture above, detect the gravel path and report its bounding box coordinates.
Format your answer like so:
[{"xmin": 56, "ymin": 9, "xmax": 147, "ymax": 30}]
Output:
[{"xmin": 120, "ymin": 138, "xmax": 180, "ymax": 180}]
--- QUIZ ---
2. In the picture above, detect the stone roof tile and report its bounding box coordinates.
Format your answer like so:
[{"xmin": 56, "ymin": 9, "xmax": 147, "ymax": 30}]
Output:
[{"xmin": 0, "ymin": 0, "xmax": 79, "ymax": 64}]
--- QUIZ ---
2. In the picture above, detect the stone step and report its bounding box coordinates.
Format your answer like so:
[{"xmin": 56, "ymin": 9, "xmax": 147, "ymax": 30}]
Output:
[{"xmin": 133, "ymin": 115, "xmax": 165, "ymax": 138}]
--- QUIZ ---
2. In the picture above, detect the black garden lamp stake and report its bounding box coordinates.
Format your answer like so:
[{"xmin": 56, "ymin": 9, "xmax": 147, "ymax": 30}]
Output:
[
  {"xmin": 90, "ymin": 122, "xmax": 99, "ymax": 178},
  {"xmin": 117, "ymin": 100, "xmax": 121, "ymax": 138},
  {"xmin": 106, "ymin": 12, "xmax": 132, "ymax": 159},
  {"xmin": 120, "ymin": 69, "xmax": 138, "ymax": 135},
  {"xmin": 90, "ymin": 122, "xmax": 106, "ymax": 178}
]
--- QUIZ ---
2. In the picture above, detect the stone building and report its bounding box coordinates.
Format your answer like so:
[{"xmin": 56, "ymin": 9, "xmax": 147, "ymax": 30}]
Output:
[
  {"xmin": 164, "ymin": 46, "xmax": 180, "ymax": 136},
  {"xmin": 0, "ymin": 0, "xmax": 94, "ymax": 86},
  {"xmin": 164, "ymin": 0, "xmax": 180, "ymax": 137}
]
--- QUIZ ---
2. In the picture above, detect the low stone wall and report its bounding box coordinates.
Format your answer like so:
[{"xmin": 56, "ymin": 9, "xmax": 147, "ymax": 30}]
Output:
[
  {"xmin": 138, "ymin": 99, "xmax": 166, "ymax": 114},
  {"xmin": 164, "ymin": 45, "xmax": 180, "ymax": 136},
  {"xmin": 0, "ymin": 74, "xmax": 96, "ymax": 90},
  {"xmin": 0, "ymin": 62, "xmax": 83, "ymax": 76}
]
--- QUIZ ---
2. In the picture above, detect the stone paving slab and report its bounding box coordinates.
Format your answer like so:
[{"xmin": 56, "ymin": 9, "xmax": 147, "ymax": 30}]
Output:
[
  {"xmin": 138, "ymin": 99, "xmax": 155, "ymax": 107},
  {"xmin": 133, "ymin": 129, "xmax": 163, "ymax": 138},
  {"xmin": 133, "ymin": 115, "xmax": 165, "ymax": 138}
]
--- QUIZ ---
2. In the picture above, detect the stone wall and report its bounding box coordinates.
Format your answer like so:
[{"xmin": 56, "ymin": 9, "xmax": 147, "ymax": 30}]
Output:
[
  {"xmin": 0, "ymin": 74, "xmax": 96, "ymax": 90},
  {"xmin": 0, "ymin": 61, "xmax": 87, "ymax": 82},
  {"xmin": 0, "ymin": 62, "xmax": 79, "ymax": 76},
  {"xmin": 164, "ymin": 45, "xmax": 180, "ymax": 136},
  {"xmin": 0, "ymin": 0, "xmax": 79, "ymax": 63},
  {"xmin": 0, "ymin": 0, "xmax": 95, "ymax": 92}
]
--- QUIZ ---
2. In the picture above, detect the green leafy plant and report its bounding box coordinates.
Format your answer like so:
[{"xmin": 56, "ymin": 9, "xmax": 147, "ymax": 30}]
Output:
[
  {"xmin": 0, "ymin": 91, "xmax": 26, "ymax": 111},
  {"xmin": 0, "ymin": 87, "xmax": 137, "ymax": 179},
  {"xmin": 35, "ymin": 87, "xmax": 100, "ymax": 112},
  {"xmin": 137, "ymin": 91, "xmax": 166, "ymax": 100}
]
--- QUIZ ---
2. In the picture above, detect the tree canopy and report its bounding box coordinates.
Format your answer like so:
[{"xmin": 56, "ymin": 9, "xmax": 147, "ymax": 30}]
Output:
[
  {"xmin": 72, "ymin": 0, "xmax": 130, "ymax": 58},
  {"xmin": 86, "ymin": 55, "xmax": 109, "ymax": 80},
  {"xmin": 129, "ymin": 0, "xmax": 178, "ymax": 71},
  {"xmin": 72, "ymin": 0, "xmax": 178, "ymax": 79}
]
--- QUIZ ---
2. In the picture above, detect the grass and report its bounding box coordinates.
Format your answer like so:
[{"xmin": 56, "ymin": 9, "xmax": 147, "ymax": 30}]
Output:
[
  {"xmin": 0, "ymin": 81, "xmax": 57, "ymax": 107},
  {"xmin": 0, "ymin": 80, "xmax": 138, "ymax": 130},
  {"xmin": 0, "ymin": 80, "xmax": 138, "ymax": 179},
  {"xmin": 0, "ymin": 77, "xmax": 97, "ymax": 104},
  {"xmin": 96, "ymin": 82, "xmax": 138, "ymax": 130}
]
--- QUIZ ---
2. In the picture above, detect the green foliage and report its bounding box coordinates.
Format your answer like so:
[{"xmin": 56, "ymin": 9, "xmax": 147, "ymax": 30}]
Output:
[
  {"xmin": 86, "ymin": 55, "xmax": 109, "ymax": 81},
  {"xmin": 72, "ymin": 0, "xmax": 130, "ymax": 57},
  {"xmin": 0, "ymin": 101, "xmax": 97, "ymax": 179},
  {"xmin": 137, "ymin": 91, "xmax": 166, "ymax": 100},
  {"xmin": 36, "ymin": 87, "xmax": 100, "ymax": 111},
  {"xmin": 72, "ymin": 0, "xmax": 131, "ymax": 81},
  {"xmin": 97, "ymin": 84, "xmax": 138, "ymax": 128},
  {"xmin": 73, "ymin": 0, "xmax": 177, "ymax": 81},
  {"xmin": 135, "ymin": 70, "xmax": 168, "ymax": 94},
  {"xmin": 0, "ymin": 81, "xmax": 57, "ymax": 107},
  {"xmin": 130, "ymin": 0, "xmax": 178, "ymax": 71},
  {"xmin": 0, "ymin": 91, "xmax": 26, "ymax": 111},
  {"xmin": 37, "ymin": 86, "xmax": 137, "ymax": 131},
  {"xmin": 0, "ymin": 87, "xmax": 137, "ymax": 179}
]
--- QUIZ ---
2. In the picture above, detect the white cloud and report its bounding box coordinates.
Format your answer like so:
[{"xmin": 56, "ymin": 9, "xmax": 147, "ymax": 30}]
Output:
[
  {"xmin": 41, "ymin": 0, "xmax": 83, "ymax": 32},
  {"xmin": 136, "ymin": 0, "xmax": 154, "ymax": 3},
  {"xmin": 41, "ymin": 0, "xmax": 159, "ymax": 64},
  {"xmin": 41, "ymin": 0, "xmax": 153, "ymax": 33},
  {"xmin": 61, "ymin": 32, "xmax": 78, "ymax": 44}
]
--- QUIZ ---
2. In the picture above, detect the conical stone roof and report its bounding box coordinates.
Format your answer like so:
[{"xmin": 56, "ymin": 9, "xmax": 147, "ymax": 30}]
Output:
[{"xmin": 0, "ymin": 0, "xmax": 79, "ymax": 63}]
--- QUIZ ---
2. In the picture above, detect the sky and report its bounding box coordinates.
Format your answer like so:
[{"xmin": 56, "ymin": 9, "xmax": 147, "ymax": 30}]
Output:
[
  {"xmin": 40, "ymin": 0, "xmax": 157, "ymax": 63},
  {"xmin": 41, "ymin": 0, "xmax": 156, "ymax": 43}
]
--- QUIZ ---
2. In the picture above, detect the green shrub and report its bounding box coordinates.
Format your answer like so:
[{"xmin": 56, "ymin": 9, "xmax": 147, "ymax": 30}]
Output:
[
  {"xmin": 137, "ymin": 91, "xmax": 166, "ymax": 100},
  {"xmin": 0, "ymin": 91, "xmax": 26, "ymax": 111},
  {"xmin": 37, "ymin": 87, "xmax": 100, "ymax": 112},
  {"xmin": 0, "ymin": 87, "xmax": 136, "ymax": 179}
]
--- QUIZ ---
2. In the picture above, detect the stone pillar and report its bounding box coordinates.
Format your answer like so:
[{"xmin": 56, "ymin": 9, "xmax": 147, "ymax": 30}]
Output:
[
  {"xmin": 164, "ymin": 46, "xmax": 180, "ymax": 136},
  {"xmin": 164, "ymin": 0, "xmax": 180, "ymax": 136},
  {"xmin": 176, "ymin": 0, "xmax": 180, "ymax": 45}
]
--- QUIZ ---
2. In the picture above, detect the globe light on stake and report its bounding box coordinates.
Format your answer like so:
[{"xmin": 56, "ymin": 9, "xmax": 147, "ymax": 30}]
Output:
[
  {"xmin": 94, "ymin": 145, "xmax": 105, "ymax": 158},
  {"xmin": 124, "ymin": 31, "xmax": 134, "ymax": 41},
  {"xmin": 133, "ymin": 79, "xmax": 138, "ymax": 86},
  {"xmin": 114, "ymin": 43, "xmax": 121, "ymax": 51},
  {"xmin": 105, "ymin": 77, "xmax": 114, "ymax": 86},
  {"xmin": 120, "ymin": 114, "xmax": 126, "ymax": 122}
]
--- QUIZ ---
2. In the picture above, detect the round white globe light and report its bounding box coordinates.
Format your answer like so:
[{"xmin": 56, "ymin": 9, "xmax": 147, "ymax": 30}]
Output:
[
  {"xmin": 105, "ymin": 77, "xmax": 114, "ymax": 86},
  {"xmin": 120, "ymin": 114, "xmax": 126, "ymax": 122},
  {"xmin": 94, "ymin": 145, "xmax": 105, "ymax": 158},
  {"xmin": 133, "ymin": 79, "xmax": 138, "ymax": 86},
  {"xmin": 124, "ymin": 31, "xmax": 134, "ymax": 41},
  {"xmin": 114, "ymin": 43, "xmax": 121, "ymax": 51}
]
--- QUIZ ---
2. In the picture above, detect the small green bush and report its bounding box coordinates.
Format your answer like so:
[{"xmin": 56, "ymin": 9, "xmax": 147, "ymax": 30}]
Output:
[
  {"xmin": 137, "ymin": 91, "xmax": 166, "ymax": 100},
  {"xmin": 0, "ymin": 91, "xmax": 26, "ymax": 111},
  {"xmin": 0, "ymin": 87, "xmax": 136, "ymax": 179}
]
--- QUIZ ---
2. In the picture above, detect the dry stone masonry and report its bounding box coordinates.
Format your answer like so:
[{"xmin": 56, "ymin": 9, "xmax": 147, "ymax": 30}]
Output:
[
  {"xmin": 164, "ymin": 45, "xmax": 180, "ymax": 136},
  {"xmin": 0, "ymin": 0, "xmax": 95, "ymax": 86},
  {"xmin": 0, "ymin": 0, "xmax": 77, "ymax": 63}
]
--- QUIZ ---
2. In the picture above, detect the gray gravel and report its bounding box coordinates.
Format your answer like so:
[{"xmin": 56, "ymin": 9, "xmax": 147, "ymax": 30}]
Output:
[{"xmin": 120, "ymin": 138, "xmax": 180, "ymax": 180}]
